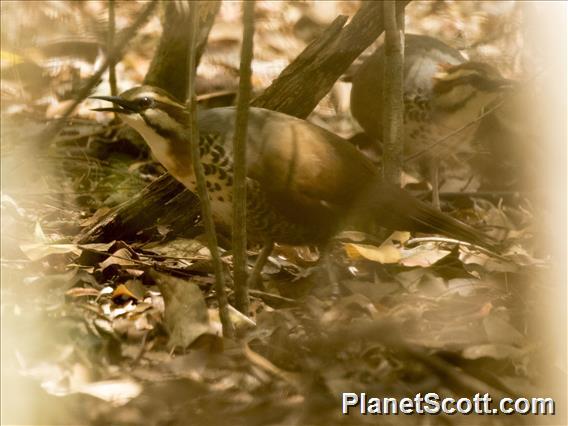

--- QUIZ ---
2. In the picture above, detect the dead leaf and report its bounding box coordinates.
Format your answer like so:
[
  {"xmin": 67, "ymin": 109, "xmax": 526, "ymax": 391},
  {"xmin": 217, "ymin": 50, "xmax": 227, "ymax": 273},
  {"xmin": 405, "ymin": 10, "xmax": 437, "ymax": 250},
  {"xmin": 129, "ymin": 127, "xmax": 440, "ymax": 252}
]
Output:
[
  {"xmin": 415, "ymin": 272, "xmax": 447, "ymax": 296},
  {"xmin": 150, "ymin": 270, "xmax": 213, "ymax": 349},
  {"xmin": 76, "ymin": 379, "xmax": 142, "ymax": 406},
  {"xmin": 344, "ymin": 242, "xmax": 400, "ymax": 264},
  {"xmin": 462, "ymin": 344, "xmax": 524, "ymax": 360},
  {"xmin": 99, "ymin": 248, "xmax": 143, "ymax": 276},
  {"xmin": 20, "ymin": 242, "xmax": 81, "ymax": 261},
  {"xmin": 502, "ymin": 244, "xmax": 549, "ymax": 267},
  {"xmin": 208, "ymin": 304, "xmax": 256, "ymax": 335},
  {"xmin": 399, "ymin": 243, "xmax": 451, "ymax": 267},
  {"xmin": 65, "ymin": 287, "xmax": 100, "ymax": 298},
  {"xmin": 483, "ymin": 311, "xmax": 524, "ymax": 345},
  {"xmin": 342, "ymin": 279, "xmax": 399, "ymax": 303},
  {"xmin": 386, "ymin": 231, "xmax": 411, "ymax": 244},
  {"xmin": 145, "ymin": 238, "xmax": 210, "ymax": 260},
  {"xmin": 460, "ymin": 246, "xmax": 519, "ymax": 273},
  {"xmin": 394, "ymin": 268, "xmax": 426, "ymax": 290},
  {"xmin": 112, "ymin": 284, "xmax": 139, "ymax": 304}
]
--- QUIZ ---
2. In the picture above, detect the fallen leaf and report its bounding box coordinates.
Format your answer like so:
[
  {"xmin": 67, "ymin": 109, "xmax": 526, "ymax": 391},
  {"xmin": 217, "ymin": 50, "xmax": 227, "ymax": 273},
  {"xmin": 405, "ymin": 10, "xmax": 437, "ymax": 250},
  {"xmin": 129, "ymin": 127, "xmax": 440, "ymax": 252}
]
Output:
[
  {"xmin": 415, "ymin": 272, "xmax": 447, "ymax": 296},
  {"xmin": 65, "ymin": 287, "xmax": 100, "ymax": 298},
  {"xmin": 208, "ymin": 304, "xmax": 256, "ymax": 335},
  {"xmin": 150, "ymin": 270, "xmax": 213, "ymax": 349},
  {"xmin": 483, "ymin": 311, "xmax": 524, "ymax": 345},
  {"xmin": 344, "ymin": 242, "xmax": 400, "ymax": 264},
  {"xmin": 99, "ymin": 247, "xmax": 143, "ymax": 276},
  {"xmin": 399, "ymin": 244, "xmax": 451, "ymax": 267},
  {"xmin": 20, "ymin": 242, "xmax": 81, "ymax": 261},
  {"xmin": 145, "ymin": 238, "xmax": 210, "ymax": 260},
  {"xmin": 112, "ymin": 283, "xmax": 140, "ymax": 304},
  {"xmin": 462, "ymin": 344, "xmax": 524, "ymax": 360},
  {"xmin": 76, "ymin": 379, "xmax": 142, "ymax": 406},
  {"xmin": 459, "ymin": 247, "xmax": 519, "ymax": 272}
]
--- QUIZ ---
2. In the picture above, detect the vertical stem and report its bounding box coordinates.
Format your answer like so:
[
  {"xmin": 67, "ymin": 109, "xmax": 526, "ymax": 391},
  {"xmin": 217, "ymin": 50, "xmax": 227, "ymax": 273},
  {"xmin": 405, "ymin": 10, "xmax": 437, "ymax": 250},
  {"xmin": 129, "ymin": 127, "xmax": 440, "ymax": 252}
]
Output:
[
  {"xmin": 107, "ymin": 0, "xmax": 118, "ymax": 97},
  {"xmin": 232, "ymin": 0, "xmax": 255, "ymax": 314},
  {"xmin": 187, "ymin": 1, "xmax": 234, "ymax": 338},
  {"xmin": 382, "ymin": 1, "xmax": 405, "ymax": 186}
]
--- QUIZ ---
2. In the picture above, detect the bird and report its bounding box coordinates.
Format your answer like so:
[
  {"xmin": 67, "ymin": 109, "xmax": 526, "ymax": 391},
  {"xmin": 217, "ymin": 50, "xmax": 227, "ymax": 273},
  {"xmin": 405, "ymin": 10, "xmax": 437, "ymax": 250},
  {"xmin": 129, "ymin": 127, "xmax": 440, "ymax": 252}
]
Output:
[
  {"xmin": 350, "ymin": 34, "xmax": 515, "ymax": 209},
  {"xmin": 91, "ymin": 85, "xmax": 496, "ymax": 287}
]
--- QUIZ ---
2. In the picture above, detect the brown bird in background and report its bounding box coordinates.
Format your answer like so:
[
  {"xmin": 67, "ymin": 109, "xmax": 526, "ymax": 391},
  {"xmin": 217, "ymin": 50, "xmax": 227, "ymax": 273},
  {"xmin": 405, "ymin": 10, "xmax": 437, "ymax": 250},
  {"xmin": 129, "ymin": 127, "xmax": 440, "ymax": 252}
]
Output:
[{"xmin": 350, "ymin": 34, "xmax": 515, "ymax": 208}]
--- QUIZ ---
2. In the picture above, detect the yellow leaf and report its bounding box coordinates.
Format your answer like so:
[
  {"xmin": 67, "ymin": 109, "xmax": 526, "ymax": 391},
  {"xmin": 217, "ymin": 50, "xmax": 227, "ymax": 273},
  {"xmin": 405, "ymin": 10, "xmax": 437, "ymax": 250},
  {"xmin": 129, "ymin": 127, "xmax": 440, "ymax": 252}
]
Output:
[{"xmin": 344, "ymin": 243, "xmax": 401, "ymax": 264}]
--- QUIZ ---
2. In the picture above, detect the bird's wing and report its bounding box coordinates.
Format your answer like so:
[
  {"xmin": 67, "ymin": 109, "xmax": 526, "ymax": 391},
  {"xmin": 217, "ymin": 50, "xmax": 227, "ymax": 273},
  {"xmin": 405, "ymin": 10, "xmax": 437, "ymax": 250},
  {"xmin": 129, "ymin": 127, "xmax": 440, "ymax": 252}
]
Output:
[{"xmin": 198, "ymin": 107, "xmax": 376, "ymax": 205}]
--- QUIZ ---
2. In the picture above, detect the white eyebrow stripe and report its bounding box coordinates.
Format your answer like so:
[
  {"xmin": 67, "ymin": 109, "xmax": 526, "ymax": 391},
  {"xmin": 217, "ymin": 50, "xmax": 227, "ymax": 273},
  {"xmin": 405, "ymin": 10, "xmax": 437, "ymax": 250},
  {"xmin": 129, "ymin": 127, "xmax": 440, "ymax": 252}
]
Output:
[{"xmin": 136, "ymin": 92, "xmax": 181, "ymax": 107}]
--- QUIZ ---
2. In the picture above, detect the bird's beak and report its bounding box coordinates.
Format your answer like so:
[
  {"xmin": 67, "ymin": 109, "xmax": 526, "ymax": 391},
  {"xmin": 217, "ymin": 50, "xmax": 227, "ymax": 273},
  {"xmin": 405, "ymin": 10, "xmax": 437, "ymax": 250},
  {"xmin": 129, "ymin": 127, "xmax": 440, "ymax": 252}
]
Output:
[{"xmin": 89, "ymin": 95, "xmax": 137, "ymax": 114}]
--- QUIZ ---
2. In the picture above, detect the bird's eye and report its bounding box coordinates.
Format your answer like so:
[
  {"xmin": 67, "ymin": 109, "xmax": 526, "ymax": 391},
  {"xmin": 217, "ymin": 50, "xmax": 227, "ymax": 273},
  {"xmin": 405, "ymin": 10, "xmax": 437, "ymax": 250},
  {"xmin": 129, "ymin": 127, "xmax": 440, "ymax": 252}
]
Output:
[{"xmin": 137, "ymin": 97, "xmax": 153, "ymax": 109}]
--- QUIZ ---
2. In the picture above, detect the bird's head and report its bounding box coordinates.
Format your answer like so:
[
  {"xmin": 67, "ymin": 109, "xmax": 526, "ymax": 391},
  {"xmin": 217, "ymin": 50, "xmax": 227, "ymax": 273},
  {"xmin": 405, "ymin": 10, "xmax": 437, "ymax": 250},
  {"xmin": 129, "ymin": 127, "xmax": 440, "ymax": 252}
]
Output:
[
  {"xmin": 431, "ymin": 62, "xmax": 516, "ymax": 124},
  {"xmin": 91, "ymin": 85, "xmax": 193, "ymax": 178},
  {"xmin": 91, "ymin": 85, "xmax": 189, "ymax": 136}
]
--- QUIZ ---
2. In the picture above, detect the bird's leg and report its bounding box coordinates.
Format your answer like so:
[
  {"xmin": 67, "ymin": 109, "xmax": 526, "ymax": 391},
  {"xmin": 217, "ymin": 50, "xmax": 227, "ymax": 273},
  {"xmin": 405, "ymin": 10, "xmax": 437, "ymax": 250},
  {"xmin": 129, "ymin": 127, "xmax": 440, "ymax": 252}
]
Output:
[
  {"xmin": 247, "ymin": 241, "xmax": 274, "ymax": 290},
  {"xmin": 430, "ymin": 156, "xmax": 441, "ymax": 210}
]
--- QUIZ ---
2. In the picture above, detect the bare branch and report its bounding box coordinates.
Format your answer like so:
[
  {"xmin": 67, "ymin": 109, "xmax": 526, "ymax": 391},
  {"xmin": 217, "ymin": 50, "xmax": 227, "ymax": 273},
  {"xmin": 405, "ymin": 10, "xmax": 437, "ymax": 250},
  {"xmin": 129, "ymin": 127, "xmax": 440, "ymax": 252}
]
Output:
[
  {"xmin": 381, "ymin": 1, "xmax": 405, "ymax": 186},
  {"xmin": 252, "ymin": 1, "xmax": 410, "ymax": 119},
  {"xmin": 107, "ymin": 0, "xmax": 117, "ymax": 98},
  {"xmin": 187, "ymin": 2, "xmax": 234, "ymax": 338},
  {"xmin": 232, "ymin": 0, "xmax": 255, "ymax": 315}
]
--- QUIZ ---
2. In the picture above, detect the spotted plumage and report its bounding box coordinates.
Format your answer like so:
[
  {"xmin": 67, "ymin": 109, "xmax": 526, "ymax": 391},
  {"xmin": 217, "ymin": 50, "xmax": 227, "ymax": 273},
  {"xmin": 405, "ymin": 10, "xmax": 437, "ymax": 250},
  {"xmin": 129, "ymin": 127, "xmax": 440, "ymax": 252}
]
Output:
[
  {"xmin": 350, "ymin": 34, "xmax": 514, "ymax": 208},
  {"xmin": 192, "ymin": 129, "xmax": 332, "ymax": 244},
  {"xmin": 351, "ymin": 34, "xmax": 514, "ymax": 161}
]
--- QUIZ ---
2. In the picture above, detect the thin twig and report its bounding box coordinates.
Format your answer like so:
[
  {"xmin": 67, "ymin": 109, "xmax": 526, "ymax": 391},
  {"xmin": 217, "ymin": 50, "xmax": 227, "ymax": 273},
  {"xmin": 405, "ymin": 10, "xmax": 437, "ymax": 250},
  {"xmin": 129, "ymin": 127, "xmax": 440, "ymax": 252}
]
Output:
[
  {"xmin": 187, "ymin": 2, "xmax": 234, "ymax": 339},
  {"xmin": 405, "ymin": 237, "xmax": 508, "ymax": 260},
  {"xmin": 107, "ymin": 0, "xmax": 118, "ymax": 98},
  {"xmin": 232, "ymin": 0, "xmax": 255, "ymax": 315},
  {"xmin": 248, "ymin": 290, "xmax": 296, "ymax": 305}
]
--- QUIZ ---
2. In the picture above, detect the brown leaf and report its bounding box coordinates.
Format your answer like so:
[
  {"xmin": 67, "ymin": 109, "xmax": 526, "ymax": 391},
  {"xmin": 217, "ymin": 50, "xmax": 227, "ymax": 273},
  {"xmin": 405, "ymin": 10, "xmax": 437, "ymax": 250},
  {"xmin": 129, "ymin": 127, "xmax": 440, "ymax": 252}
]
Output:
[
  {"xmin": 150, "ymin": 270, "xmax": 213, "ymax": 350},
  {"xmin": 399, "ymin": 244, "xmax": 451, "ymax": 267},
  {"xmin": 20, "ymin": 242, "xmax": 81, "ymax": 261},
  {"xmin": 99, "ymin": 247, "xmax": 143, "ymax": 276},
  {"xmin": 462, "ymin": 344, "xmax": 524, "ymax": 360}
]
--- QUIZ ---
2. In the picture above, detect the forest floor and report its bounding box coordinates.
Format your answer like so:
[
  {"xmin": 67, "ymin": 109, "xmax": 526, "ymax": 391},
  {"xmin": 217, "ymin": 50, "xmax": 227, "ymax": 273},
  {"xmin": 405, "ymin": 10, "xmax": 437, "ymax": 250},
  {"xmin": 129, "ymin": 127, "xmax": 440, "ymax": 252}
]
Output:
[{"xmin": 1, "ymin": 2, "xmax": 564, "ymax": 425}]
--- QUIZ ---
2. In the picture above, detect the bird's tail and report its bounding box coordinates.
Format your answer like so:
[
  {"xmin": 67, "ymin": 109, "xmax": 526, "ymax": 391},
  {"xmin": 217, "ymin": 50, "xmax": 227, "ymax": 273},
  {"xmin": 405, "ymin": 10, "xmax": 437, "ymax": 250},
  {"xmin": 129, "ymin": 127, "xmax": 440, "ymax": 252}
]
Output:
[{"xmin": 354, "ymin": 179, "xmax": 497, "ymax": 250}]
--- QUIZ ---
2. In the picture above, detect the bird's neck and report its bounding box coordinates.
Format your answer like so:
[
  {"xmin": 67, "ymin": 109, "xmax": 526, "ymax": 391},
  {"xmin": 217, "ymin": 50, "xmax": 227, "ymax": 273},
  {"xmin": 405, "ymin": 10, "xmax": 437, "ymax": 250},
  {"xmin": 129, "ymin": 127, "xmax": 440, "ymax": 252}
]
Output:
[
  {"xmin": 121, "ymin": 114, "xmax": 194, "ymax": 182},
  {"xmin": 432, "ymin": 87, "xmax": 500, "ymax": 130}
]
